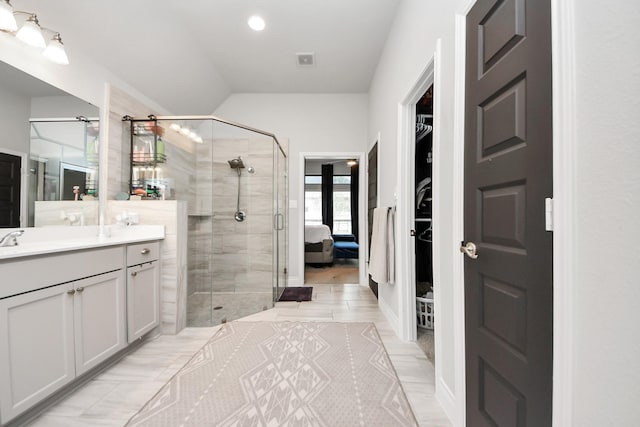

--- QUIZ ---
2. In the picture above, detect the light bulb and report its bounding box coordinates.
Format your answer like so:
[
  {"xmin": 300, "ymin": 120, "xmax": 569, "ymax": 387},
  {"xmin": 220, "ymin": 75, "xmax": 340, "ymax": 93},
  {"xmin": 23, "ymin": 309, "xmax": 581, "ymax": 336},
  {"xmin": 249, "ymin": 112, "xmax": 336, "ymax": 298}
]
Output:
[
  {"xmin": 15, "ymin": 15, "xmax": 46, "ymax": 48},
  {"xmin": 0, "ymin": 0, "xmax": 17, "ymax": 32}
]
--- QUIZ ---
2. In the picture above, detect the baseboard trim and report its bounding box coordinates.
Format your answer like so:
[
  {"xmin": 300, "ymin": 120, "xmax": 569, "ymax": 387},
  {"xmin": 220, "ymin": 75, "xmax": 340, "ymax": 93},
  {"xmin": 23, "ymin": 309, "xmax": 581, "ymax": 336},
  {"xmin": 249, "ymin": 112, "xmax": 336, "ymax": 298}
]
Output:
[
  {"xmin": 378, "ymin": 296, "xmax": 401, "ymax": 338},
  {"xmin": 287, "ymin": 276, "xmax": 303, "ymax": 287},
  {"xmin": 436, "ymin": 376, "xmax": 458, "ymax": 426}
]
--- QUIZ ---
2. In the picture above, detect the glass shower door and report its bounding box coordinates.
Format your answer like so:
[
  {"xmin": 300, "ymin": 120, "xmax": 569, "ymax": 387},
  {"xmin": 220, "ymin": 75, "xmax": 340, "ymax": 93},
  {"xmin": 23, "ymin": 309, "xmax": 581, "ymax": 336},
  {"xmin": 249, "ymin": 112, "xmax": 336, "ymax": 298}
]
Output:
[{"xmin": 273, "ymin": 142, "xmax": 287, "ymax": 300}]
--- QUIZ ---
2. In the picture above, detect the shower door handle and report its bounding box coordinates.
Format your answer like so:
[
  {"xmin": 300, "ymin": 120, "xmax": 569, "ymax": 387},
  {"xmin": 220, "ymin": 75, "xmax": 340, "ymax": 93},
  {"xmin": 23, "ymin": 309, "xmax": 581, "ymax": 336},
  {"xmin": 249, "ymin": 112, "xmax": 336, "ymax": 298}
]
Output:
[{"xmin": 274, "ymin": 213, "xmax": 284, "ymax": 230}]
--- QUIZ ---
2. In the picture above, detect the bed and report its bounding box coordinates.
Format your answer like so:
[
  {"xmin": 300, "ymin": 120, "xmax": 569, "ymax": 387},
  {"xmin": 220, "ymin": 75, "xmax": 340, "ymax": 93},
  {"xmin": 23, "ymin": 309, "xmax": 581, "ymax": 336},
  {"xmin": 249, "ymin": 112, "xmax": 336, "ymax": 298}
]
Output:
[{"xmin": 304, "ymin": 224, "xmax": 334, "ymax": 264}]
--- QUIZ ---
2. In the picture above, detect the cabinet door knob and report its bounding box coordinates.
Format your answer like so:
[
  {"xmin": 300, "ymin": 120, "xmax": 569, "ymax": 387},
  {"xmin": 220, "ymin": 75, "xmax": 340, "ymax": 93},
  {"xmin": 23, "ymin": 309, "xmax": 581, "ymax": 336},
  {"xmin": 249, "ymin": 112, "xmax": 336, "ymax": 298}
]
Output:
[
  {"xmin": 140, "ymin": 248, "xmax": 150, "ymax": 255},
  {"xmin": 67, "ymin": 289, "xmax": 76, "ymax": 295},
  {"xmin": 131, "ymin": 271, "xmax": 137, "ymax": 277},
  {"xmin": 76, "ymin": 287, "xmax": 84, "ymax": 293}
]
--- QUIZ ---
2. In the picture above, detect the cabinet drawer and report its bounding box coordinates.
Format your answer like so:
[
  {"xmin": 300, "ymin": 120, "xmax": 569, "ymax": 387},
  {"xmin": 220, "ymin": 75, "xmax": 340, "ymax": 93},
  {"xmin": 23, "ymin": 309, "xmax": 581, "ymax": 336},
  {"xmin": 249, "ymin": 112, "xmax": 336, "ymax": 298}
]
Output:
[
  {"xmin": 127, "ymin": 241, "xmax": 160, "ymax": 266},
  {"xmin": 0, "ymin": 246, "xmax": 124, "ymax": 299}
]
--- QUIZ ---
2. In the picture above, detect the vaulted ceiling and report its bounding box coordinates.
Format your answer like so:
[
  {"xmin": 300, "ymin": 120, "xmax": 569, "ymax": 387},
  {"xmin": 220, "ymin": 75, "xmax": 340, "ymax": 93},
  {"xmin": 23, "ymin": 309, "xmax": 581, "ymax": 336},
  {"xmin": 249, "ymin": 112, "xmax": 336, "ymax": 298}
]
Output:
[{"xmin": 14, "ymin": 0, "xmax": 401, "ymax": 114}]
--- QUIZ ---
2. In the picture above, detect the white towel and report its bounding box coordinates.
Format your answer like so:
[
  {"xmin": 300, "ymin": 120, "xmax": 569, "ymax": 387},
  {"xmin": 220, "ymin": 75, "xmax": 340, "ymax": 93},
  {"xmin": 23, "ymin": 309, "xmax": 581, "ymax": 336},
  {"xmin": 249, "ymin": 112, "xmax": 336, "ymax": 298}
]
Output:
[{"xmin": 369, "ymin": 207, "xmax": 395, "ymax": 284}]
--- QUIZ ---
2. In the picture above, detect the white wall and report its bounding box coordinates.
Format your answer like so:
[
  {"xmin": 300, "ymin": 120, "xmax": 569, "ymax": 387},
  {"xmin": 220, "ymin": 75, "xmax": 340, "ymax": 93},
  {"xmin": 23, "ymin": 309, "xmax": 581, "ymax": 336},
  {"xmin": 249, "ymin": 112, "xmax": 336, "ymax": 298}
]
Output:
[
  {"xmin": 214, "ymin": 93, "xmax": 369, "ymax": 284},
  {"xmin": 0, "ymin": 84, "xmax": 30, "ymax": 154},
  {"xmin": 0, "ymin": 34, "xmax": 169, "ymax": 118},
  {"xmin": 570, "ymin": 2, "xmax": 640, "ymax": 425},
  {"xmin": 31, "ymin": 95, "xmax": 98, "ymax": 118},
  {"xmin": 368, "ymin": 0, "xmax": 464, "ymax": 411}
]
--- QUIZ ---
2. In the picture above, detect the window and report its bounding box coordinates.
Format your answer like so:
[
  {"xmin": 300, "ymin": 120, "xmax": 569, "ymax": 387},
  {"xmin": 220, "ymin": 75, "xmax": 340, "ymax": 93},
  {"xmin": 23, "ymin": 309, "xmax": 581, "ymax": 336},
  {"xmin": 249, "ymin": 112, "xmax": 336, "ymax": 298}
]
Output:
[
  {"xmin": 333, "ymin": 190, "xmax": 351, "ymax": 234},
  {"xmin": 304, "ymin": 174, "xmax": 353, "ymax": 234},
  {"xmin": 304, "ymin": 189, "xmax": 322, "ymax": 225}
]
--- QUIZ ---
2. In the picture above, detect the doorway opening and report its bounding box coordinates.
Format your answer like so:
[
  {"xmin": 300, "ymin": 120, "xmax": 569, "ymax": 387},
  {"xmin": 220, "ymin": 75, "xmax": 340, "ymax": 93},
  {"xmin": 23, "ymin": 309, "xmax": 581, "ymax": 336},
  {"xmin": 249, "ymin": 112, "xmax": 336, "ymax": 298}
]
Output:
[
  {"xmin": 303, "ymin": 156, "xmax": 362, "ymax": 285},
  {"xmin": 415, "ymin": 85, "xmax": 435, "ymax": 364},
  {"xmin": 0, "ymin": 150, "xmax": 26, "ymax": 228}
]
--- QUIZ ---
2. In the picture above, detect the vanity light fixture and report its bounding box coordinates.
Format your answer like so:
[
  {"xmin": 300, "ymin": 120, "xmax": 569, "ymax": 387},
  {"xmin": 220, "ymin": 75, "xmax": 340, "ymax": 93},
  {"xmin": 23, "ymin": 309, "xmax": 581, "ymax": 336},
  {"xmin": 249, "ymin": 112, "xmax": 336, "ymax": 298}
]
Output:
[
  {"xmin": 248, "ymin": 15, "xmax": 265, "ymax": 31},
  {"xmin": 0, "ymin": 1, "xmax": 69, "ymax": 65}
]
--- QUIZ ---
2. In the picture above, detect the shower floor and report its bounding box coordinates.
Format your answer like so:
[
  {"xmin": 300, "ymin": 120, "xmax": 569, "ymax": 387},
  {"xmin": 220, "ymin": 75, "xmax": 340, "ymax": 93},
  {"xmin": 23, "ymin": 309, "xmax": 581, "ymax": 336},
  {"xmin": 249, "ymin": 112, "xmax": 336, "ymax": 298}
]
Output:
[{"xmin": 187, "ymin": 291, "xmax": 274, "ymax": 327}]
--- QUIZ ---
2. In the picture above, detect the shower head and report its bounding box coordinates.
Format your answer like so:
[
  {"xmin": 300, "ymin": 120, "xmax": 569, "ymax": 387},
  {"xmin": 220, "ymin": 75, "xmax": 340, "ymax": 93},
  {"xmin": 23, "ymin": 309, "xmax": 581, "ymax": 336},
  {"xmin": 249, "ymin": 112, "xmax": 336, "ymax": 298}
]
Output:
[{"xmin": 227, "ymin": 157, "xmax": 245, "ymax": 169}]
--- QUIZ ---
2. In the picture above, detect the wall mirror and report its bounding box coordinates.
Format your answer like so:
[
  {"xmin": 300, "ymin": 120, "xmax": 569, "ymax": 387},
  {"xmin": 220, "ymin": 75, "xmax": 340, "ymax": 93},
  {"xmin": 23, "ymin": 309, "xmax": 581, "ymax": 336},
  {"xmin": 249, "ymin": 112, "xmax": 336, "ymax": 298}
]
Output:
[{"xmin": 0, "ymin": 61, "xmax": 99, "ymax": 227}]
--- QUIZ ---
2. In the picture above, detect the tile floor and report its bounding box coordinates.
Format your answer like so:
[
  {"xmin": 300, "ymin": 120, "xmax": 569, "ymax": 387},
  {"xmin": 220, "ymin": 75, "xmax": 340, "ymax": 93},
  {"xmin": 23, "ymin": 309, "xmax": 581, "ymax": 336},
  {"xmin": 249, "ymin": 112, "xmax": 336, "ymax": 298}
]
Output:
[
  {"xmin": 27, "ymin": 283, "xmax": 451, "ymax": 427},
  {"xmin": 186, "ymin": 291, "xmax": 273, "ymax": 326}
]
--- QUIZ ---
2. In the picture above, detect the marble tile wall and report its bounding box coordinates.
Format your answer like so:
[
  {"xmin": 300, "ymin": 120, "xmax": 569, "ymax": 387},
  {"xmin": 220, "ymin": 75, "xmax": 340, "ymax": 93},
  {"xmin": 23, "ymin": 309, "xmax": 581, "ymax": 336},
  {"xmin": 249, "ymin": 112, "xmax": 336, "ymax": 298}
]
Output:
[
  {"xmin": 209, "ymin": 138, "xmax": 274, "ymax": 294},
  {"xmin": 34, "ymin": 200, "xmax": 99, "ymax": 226},
  {"xmin": 163, "ymin": 137, "xmax": 196, "ymax": 207},
  {"xmin": 107, "ymin": 200, "xmax": 187, "ymax": 335}
]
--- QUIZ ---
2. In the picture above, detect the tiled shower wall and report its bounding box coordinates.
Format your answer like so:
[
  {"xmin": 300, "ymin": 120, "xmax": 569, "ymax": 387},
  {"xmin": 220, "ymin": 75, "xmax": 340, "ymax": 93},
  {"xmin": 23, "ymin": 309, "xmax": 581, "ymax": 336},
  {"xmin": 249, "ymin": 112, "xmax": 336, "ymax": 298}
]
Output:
[{"xmin": 187, "ymin": 138, "xmax": 274, "ymax": 299}]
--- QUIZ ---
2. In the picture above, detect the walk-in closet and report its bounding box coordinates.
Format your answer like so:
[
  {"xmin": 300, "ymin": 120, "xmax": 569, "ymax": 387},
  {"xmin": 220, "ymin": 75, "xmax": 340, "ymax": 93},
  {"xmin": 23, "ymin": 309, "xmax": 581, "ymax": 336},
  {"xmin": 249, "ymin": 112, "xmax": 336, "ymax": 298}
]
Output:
[{"xmin": 415, "ymin": 85, "xmax": 434, "ymax": 363}]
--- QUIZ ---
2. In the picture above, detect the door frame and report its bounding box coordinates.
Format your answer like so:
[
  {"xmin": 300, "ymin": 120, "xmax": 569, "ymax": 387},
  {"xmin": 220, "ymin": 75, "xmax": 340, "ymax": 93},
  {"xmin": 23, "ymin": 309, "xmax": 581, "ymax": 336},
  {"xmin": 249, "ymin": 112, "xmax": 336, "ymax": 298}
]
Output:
[
  {"xmin": 453, "ymin": 0, "xmax": 577, "ymax": 425},
  {"xmin": 298, "ymin": 151, "xmax": 367, "ymax": 287},
  {"xmin": 0, "ymin": 148, "xmax": 28, "ymax": 227},
  {"xmin": 396, "ymin": 49, "xmax": 437, "ymax": 340},
  {"xmin": 396, "ymin": 39, "xmax": 449, "ymax": 404}
]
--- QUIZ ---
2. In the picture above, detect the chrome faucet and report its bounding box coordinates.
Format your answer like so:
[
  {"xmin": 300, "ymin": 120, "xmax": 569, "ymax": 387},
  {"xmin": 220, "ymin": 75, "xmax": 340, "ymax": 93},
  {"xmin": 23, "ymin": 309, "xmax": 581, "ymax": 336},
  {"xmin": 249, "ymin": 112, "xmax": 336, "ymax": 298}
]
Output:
[{"xmin": 0, "ymin": 230, "xmax": 25, "ymax": 247}]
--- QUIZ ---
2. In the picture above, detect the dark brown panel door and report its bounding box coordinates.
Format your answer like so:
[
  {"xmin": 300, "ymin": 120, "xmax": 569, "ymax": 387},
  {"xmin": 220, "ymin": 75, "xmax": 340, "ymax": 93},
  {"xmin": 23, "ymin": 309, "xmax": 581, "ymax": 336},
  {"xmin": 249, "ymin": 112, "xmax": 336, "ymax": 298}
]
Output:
[
  {"xmin": 0, "ymin": 153, "xmax": 21, "ymax": 228},
  {"xmin": 464, "ymin": 0, "xmax": 553, "ymax": 425},
  {"xmin": 367, "ymin": 143, "xmax": 378, "ymax": 298}
]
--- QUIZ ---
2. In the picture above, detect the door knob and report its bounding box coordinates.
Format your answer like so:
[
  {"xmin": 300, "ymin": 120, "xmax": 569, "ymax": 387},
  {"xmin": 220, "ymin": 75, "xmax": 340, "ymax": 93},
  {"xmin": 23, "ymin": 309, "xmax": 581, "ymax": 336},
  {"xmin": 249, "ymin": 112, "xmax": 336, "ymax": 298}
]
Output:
[
  {"xmin": 410, "ymin": 229, "xmax": 416, "ymax": 236},
  {"xmin": 460, "ymin": 241, "xmax": 479, "ymax": 259}
]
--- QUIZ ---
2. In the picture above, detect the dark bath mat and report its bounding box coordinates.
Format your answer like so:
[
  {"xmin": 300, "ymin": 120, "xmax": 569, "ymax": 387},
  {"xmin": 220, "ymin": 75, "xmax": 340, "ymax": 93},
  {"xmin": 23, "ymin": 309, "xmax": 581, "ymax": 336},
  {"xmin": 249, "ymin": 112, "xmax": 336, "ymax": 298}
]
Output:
[{"xmin": 278, "ymin": 286, "xmax": 313, "ymax": 302}]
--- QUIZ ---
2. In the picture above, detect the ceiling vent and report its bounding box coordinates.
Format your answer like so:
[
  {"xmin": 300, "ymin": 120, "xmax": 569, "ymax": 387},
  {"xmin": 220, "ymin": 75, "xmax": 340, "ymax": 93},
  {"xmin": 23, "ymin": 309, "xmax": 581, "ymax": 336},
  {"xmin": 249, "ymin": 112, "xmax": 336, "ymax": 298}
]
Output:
[{"xmin": 296, "ymin": 52, "xmax": 316, "ymax": 67}]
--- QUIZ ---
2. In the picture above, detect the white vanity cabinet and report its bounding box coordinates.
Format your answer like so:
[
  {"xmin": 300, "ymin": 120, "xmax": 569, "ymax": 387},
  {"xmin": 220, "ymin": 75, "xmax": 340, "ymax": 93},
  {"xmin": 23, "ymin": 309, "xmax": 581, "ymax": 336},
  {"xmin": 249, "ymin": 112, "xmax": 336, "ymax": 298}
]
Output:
[
  {"xmin": 0, "ymin": 246, "xmax": 126, "ymax": 424},
  {"xmin": 126, "ymin": 241, "xmax": 160, "ymax": 342},
  {"xmin": 72, "ymin": 269, "xmax": 126, "ymax": 374},
  {"xmin": 0, "ymin": 282, "xmax": 75, "ymax": 423}
]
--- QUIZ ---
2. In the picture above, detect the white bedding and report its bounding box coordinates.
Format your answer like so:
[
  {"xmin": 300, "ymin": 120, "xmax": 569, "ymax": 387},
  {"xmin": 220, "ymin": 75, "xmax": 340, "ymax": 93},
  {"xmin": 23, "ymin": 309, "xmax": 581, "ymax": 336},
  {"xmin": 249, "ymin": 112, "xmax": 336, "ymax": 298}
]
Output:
[{"xmin": 305, "ymin": 224, "xmax": 333, "ymax": 243}]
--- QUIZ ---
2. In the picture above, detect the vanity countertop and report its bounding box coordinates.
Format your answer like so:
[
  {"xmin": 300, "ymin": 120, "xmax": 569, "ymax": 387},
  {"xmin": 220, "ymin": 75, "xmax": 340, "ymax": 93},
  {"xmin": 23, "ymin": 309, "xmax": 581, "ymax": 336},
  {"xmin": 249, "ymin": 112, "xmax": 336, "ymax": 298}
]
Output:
[{"xmin": 0, "ymin": 225, "xmax": 165, "ymax": 260}]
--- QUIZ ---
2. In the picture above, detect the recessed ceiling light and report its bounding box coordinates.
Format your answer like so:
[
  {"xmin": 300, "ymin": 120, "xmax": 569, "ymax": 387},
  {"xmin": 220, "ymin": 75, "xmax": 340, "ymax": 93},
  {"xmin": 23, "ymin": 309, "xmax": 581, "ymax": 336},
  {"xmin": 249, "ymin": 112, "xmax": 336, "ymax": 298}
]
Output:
[{"xmin": 248, "ymin": 15, "xmax": 265, "ymax": 31}]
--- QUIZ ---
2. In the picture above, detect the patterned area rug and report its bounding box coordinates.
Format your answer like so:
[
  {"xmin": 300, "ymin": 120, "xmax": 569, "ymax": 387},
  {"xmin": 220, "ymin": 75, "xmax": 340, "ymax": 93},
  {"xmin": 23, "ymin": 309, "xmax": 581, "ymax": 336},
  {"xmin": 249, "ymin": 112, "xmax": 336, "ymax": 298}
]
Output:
[{"xmin": 127, "ymin": 321, "xmax": 417, "ymax": 426}]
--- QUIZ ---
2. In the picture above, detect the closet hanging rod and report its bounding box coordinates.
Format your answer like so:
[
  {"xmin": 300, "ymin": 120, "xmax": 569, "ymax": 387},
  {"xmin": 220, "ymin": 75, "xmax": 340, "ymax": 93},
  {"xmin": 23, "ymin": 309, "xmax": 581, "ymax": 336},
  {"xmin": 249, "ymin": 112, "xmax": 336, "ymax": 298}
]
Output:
[{"xmin": 415, "ymin": 218, "xmax": 432, "ymax": 222}]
